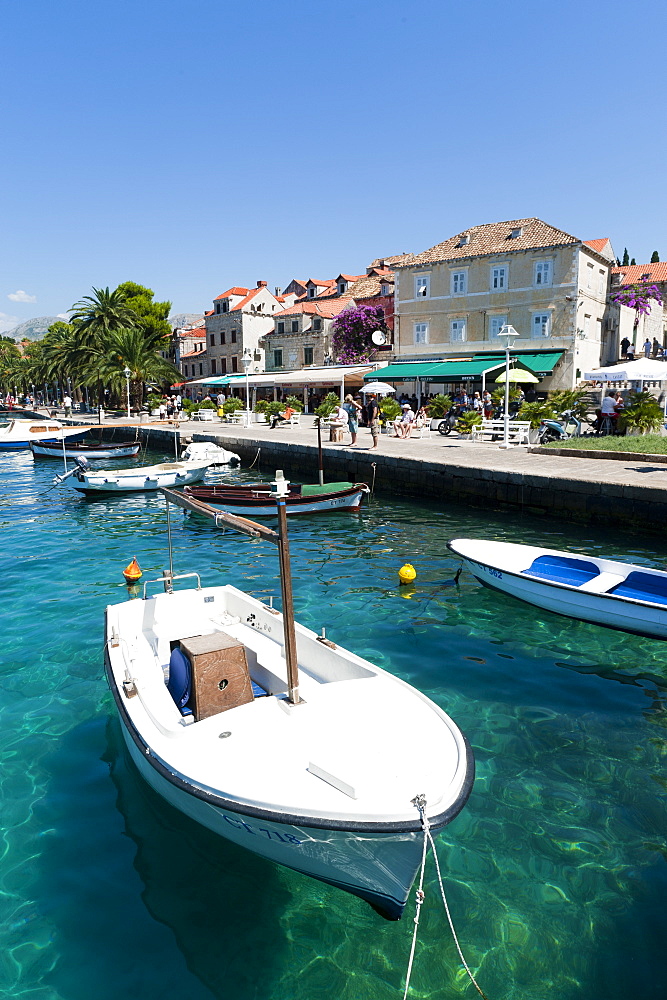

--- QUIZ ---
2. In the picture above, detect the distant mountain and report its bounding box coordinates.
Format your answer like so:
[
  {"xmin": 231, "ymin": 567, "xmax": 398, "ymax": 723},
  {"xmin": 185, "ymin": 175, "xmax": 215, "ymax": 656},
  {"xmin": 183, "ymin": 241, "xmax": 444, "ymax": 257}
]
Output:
[
  {"xmin": 4, "ymin": 316, "xmax": 62, "ymax": 342},
  {"xmin": 169, "ymin": 313, "xmax": 204, "ymax": 329}
]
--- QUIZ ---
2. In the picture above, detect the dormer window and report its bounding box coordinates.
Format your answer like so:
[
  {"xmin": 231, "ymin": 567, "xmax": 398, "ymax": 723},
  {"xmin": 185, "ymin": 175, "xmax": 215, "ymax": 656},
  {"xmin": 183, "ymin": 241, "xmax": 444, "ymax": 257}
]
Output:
[
  {"xmin": 221, "ymin": 300, "xmax": 229, "ymax": 313},
  {"xmin": 308, "ymin": 287, "xmax": 316, "ymax": 298},
  {"xmin": 458, "ymin": 235, "xmax": 470, "ymax": 247},
  {"xmin": 380, "ymin": 284, "xmax": 389, "ymax": 296},
  {"xmin": 338, "ymin": 281, "xmax": 347, "ymax": 294},
  {"xmin": 510, "ymin": 227, "xmax": 523, "ymax": 239}
]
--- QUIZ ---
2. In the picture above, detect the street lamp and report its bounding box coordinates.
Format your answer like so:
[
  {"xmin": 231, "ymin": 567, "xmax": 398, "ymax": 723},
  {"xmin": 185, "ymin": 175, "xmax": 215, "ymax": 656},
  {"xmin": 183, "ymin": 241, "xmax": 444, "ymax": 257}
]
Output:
[
  {"xmin": 241, "ymin": 348, "xmax": 252, "ymax": 427},
  {"xmin": 497, "ymin": 324, "xmax": 519, "ymax": 449},
  {"xmin": 123, "ymin": 366, "xmax": 131, "ymax": 420}
]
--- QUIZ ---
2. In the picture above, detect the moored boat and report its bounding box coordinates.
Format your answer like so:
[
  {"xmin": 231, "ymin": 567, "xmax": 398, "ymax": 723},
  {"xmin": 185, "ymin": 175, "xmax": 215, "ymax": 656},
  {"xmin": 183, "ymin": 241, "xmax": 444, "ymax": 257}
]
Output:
[
  {"xmin": 449, "ymin": 537, "xmax": 667, "ymax": 640},
  {"xmin": 0, "ymin": 419, "xmax": 85, "ymax": 450},
  {"xmin": 104, "ymin": 490, "xmax": 474, "ymax": 918},
  {"xmin": 184, "ymin": 480, "xmax": 369, "ymax": 516},
  {"xmin": 30, "ymin": 438, "xmax": 141, "ymax": 459},
  {"xmin": 64, "ymin": 458, "xmax": 211, "ymax": 493},
  {"xmin": 181, "ymin": 441, "xmax": 240, "ymax": 465}
]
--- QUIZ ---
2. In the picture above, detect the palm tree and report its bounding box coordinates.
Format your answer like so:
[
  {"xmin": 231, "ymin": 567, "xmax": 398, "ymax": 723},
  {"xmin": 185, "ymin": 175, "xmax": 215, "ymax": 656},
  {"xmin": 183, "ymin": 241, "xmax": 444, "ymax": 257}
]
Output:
[
  {"xmin": 69, "ymin": 286, "xmax": 138, "ymax": 348},
  {"xmin": 89, "ymin": 328, "xmax": 181, "ymax": 410}
]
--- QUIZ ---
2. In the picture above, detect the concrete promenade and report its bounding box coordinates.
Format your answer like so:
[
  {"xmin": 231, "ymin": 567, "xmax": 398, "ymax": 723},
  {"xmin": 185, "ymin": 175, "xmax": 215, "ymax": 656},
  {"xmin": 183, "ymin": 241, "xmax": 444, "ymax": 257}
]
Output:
[
  {"xmin": 165, "ymin": 416, "xmax": 667, "ymax": 535},
  {"xmin": 51, "ymin": 409, "xmax": 667, "ymax": 534}
]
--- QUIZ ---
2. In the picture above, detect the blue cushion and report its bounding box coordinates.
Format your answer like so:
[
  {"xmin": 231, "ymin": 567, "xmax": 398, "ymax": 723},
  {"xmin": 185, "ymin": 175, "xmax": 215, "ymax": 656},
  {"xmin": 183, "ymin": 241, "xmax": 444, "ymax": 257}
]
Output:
[
  {"xmin": 251, "ymin": 680, "xmax": 268, "ymax": 698},
  {"xmin": 167, "ymin": 647, "xmax": 191, "ymax": 709},
  {"xmin": 609, "ymin": 571, "xmax": 667, "ymax": 606},
  {"xmin": 523, "ymin": 554, "xmax": 600, "ymax": 587}
]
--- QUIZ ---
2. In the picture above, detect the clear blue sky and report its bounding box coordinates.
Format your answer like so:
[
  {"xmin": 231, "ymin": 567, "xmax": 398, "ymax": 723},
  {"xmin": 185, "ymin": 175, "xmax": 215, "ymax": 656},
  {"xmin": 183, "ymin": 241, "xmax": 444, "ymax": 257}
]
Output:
[{"xmin": 2, "ymin": 0, "xmax": 665, "ymax": 333}]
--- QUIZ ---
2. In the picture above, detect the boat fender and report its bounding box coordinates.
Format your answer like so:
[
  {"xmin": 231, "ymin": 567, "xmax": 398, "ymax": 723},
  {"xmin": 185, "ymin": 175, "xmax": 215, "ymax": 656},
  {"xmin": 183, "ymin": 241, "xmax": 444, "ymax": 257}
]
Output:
[
  {"xmin": 123, "ymin": 557, "xmax": 142, "ymax": 584},
  {"xmin": 398, "ymin": 563, "xmax": 416, "ymax": 585},
  {"xmin": 167, "ymin": 647, "xmax": 192, "ymax": 710}
]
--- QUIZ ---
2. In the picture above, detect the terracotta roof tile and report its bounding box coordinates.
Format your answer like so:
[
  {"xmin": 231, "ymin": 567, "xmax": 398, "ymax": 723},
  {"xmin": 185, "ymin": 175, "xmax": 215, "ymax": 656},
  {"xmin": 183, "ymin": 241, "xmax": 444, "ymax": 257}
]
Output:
[
  {"xmin": 397, "ymin": 218, "xmax": 580, "ymax": 267},
  {"xmin": 271, "ymin": 297, "xmax": 354, "ymax": 321},
  {"xmin": 214, "ymin": 286, "xmax": 249, "ymax": 300},
  {"xmin": 181, "ymin": 348, "xmax": 208, "ymax": 359},
  {"xmin": 345, "ymin": 274, "xmax": 394, "ymax": 298},
  {"xmin": 368, "ymin": 253, "xmax": 413, "ymax": 268},
  {"xmin": 612, "ymin": 263, "xmax": 667, "ymax": 284}
]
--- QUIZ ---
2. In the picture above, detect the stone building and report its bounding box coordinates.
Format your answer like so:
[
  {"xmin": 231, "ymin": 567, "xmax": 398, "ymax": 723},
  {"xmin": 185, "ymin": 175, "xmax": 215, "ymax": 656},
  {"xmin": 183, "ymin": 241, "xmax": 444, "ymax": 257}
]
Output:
[
  {"xmin": 608, "ymin": 261, "xmax": 667, "ymax": 360},
  {"xmin": 262, "ymin": 296, "xmax": 354, "ymax": 371},
  {"xmin": 204, "ymin": 281, "xmax": 283, "ymax": 377},
  {"xmin": 392, "ymin": 218, "xmax": 616, "ymax": 390}
]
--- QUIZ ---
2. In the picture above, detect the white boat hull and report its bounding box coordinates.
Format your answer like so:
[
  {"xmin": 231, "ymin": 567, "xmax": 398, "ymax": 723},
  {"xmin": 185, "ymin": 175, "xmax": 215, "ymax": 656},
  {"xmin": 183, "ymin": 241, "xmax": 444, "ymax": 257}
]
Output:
[
  {"xmin": 105, "ymin": 584, "xmax": 474, "ymax": 918},
  {"xmin": 449, "ymin": 538, "xmax": 667, "ymax": 640},
  {"xmin": 72, "ymin": 460, "xmax": 210, "ymax": 493},
  {"xmin": 31, "ymin": 441, "xmax": 140, "ymax": 459},
  {"xmin": 0, "ymin": 419, "xmax": 84, "ymax": 450}
]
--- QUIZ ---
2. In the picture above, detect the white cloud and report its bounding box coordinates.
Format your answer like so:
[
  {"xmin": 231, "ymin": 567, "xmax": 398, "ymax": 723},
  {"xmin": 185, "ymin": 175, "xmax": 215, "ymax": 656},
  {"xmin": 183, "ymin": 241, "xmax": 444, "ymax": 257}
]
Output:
[
  {"xmin": 8, "ymin": 290, "xmax": 37, "ymax": 303},
  {"xmin": 0, "ymin": 312, "xmax": 20, "ymax": 334}
]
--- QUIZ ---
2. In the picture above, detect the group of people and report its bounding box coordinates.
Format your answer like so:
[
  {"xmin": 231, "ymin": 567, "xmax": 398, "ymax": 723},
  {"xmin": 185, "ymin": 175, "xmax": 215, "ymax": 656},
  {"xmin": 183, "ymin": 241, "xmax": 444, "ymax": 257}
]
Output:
[
  {"xmin": 593, "ymin": 390, "xmax": 625, "ymax": 433},
  {"xmin": 621, "ymin": 337, "xmax": 666, "ymax": 361},
  {"xmin": 157, "ymin": 394, "xmax": 182, "ymax": 419}
]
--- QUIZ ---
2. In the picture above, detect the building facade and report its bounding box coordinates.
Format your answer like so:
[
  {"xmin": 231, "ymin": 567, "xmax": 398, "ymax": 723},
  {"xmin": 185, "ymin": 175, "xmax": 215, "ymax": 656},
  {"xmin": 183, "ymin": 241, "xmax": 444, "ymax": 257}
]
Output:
[
  {"xmin": 393, "ymin": 218, "xmax": 616, "ymax": 389},
  {"xmin": 204, "ymin": 281, "xmax": 283, "ymax": 377}
]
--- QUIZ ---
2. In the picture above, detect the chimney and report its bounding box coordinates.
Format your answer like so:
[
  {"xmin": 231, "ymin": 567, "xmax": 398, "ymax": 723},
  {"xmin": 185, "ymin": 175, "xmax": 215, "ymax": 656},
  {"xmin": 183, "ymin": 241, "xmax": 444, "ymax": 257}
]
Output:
[
  {"xmin": 275, "ymin": 286, "xmax": 282, "ymax": 296},
  {"xmin": 257, "ymin": 280, "xmax": 267, "ymax": 287}
]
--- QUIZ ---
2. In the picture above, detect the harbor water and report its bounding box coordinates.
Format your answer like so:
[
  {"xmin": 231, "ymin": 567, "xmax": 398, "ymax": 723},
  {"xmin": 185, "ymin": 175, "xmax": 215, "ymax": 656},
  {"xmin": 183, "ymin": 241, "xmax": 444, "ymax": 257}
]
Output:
[{"xmin": 1, "ymin": 447, "xmax": 666, "ymax": 1000}]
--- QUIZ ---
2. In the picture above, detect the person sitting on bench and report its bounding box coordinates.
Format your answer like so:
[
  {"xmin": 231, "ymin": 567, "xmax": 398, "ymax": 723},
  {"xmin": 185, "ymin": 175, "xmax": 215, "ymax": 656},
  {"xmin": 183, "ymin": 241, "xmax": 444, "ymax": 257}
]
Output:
[{"xmin": 270, "ymin": 405, "xmax": 295, "ymax": 429}]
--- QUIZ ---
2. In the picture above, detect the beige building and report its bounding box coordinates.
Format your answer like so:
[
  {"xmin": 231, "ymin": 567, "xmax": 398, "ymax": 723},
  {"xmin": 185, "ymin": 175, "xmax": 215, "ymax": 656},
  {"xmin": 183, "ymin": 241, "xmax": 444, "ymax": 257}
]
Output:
[
  {"xmin": 262, "ymin": 296, "xmax": 354, "ymax": 371},
  {"xmin": 204, "ymin": 281, "xmax": 283, "ymax": 377},
  {"xmin": 393, "ymin": 218, "xmax": 616, "ymax": 390}
]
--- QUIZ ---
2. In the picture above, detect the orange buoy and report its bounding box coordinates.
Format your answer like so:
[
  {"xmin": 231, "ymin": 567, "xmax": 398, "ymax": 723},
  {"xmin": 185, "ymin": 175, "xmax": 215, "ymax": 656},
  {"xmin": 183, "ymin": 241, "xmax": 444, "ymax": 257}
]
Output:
[{"xmin": 123, "ymin": 557, "xmax": 142, "ymax": 584}]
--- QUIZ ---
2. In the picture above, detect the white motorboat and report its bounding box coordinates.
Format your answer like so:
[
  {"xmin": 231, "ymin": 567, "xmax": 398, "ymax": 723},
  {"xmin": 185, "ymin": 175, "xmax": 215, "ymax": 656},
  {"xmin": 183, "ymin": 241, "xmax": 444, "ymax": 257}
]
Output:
[
  {"xmin": 66, "ymin": 458, "xmax": 210, "ymax": 494},
  {"xmin": 104, "ymin": 490, "xmax": 474, "ymax": 919},
  {"xmin": 181, "ymin": 441, "xmax": 240, "ymax": 465},
  {"xmin": 0, "ymin": 418, "xmax": 84, "ymax": 451},
  {"xmin": 449, "ymin": 538, "xmax": 667, "ymax": 640},
  {"xmin": 30, "ymin": 438, "xmax": 141, "ymax": 459}
]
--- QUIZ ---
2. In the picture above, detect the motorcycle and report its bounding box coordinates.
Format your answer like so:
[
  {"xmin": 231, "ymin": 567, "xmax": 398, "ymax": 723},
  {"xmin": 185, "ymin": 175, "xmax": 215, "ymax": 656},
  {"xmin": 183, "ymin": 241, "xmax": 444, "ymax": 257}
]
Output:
[
  {"xmin": 537, "ymin": 409, "xmax": 581, "ymax": 444},
  {"xmin": 437, "ymin": 403, "xmax": 464, "ymax": 435}
]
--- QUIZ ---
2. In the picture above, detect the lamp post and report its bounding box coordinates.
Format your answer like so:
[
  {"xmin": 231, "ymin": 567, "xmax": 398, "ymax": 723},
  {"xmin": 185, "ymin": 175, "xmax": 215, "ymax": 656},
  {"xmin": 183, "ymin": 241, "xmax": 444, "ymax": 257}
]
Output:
[
  {"xmin": 123, "ymin": 366, "xmax": 131, "ymax": 420},
  {"xmin": 498, "ymin": 324, "xmax": 519, "ymax": 449},
  {"xmin": 241, "ymin": 348, "xmax": 252, "ymax": 427}
]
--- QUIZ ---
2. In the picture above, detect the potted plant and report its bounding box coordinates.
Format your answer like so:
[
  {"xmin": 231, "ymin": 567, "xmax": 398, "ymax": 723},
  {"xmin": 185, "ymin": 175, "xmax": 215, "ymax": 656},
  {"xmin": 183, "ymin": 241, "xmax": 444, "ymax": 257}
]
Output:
[
  {"xmin": 455, "ymin": 411, "xmax": 482, "ymax": 437},
  {"xmin": 284, "ymin": 395, "xmax": 304, "ymax": 412},
  {"xmin": 380, "ymin": 396, "xmax": 401, "ymax": 433},
  {"xmin": 618, "ymin": 390, "xmax": 665, "ymax": 435},
  {"xmin": 222, "ymin": 397, "xmax": 244, "ymax": 421},
  {"xmin": 315, "ymin": 392, "xmax": 340, "ymax": 421},
  {"xmin": 426, "ymin": 394, "xmax": 452, "ymax": 429},
  {"xmin": 147, "ymin": 392, "xmax": 163, "ymax": 416},
  {"xmin": 253, "ymin": 399, "xmax": 270, "ymax": 422}
]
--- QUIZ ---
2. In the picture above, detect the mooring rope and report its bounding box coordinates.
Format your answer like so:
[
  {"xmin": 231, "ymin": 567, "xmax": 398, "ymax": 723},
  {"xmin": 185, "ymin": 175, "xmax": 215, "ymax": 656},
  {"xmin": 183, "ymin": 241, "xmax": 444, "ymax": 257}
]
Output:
[
  {"xmin": 402, "ymin": 794, "xmax": 490, "ymax": 1000},
  {"xmin": 247, "ymin": 447, "xmax": 261, "ymax": 470}
]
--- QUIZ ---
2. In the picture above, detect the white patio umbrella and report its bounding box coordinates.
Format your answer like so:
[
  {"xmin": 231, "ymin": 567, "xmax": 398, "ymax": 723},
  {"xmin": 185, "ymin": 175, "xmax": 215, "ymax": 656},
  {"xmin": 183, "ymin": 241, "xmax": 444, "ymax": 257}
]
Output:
[
  {"xmin": 359, "ymin": 381, "xmax": 396, "ymax": 395},
  {"xmin": 494, "ymin": 369, "xmax": 540, "ymax": 383},
  {"xmin": 583, "ymin": 358, "xmax": 667, "ymax": 381}
]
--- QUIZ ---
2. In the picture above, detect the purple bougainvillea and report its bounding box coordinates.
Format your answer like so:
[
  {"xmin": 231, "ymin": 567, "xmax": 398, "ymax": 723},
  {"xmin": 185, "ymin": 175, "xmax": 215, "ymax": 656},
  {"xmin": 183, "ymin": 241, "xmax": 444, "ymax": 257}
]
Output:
[
  {"xmin": 330, "ymin": 305, "xmax": 387, "ymax": 364},
  {"xmin": 612, "ymin": 280, "xmax": 663, "ymax": 327}
]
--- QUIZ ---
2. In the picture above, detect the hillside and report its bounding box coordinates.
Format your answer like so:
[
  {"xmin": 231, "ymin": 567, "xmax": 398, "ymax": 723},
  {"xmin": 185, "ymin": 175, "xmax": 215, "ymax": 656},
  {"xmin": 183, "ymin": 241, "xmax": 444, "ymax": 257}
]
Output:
[{"xmin": 5, "ymin": 316, "xmax": 62, "ymax": 342}]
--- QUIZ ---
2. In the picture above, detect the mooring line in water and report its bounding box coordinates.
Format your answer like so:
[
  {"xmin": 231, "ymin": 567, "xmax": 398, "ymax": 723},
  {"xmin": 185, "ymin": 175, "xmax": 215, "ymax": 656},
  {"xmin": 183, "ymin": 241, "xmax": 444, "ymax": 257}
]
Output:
[
  {"xmin": 247, "ymin": 447, "xmax": 261, "ymax": 470},
  {"xmin": 403, "ymin": 795, "xmax": 490, "ymax": 1000}
]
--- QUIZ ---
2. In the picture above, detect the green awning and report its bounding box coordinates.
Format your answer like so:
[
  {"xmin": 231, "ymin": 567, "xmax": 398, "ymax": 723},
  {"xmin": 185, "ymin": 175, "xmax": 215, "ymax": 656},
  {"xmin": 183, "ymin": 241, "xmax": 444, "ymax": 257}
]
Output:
[
  {"xmin": 472, "ymin": 351, "xmax": 564, "ymax": 377},
  {"xmin": 366, "ymin": 359, "xmax": 507, "ymax": 382}
]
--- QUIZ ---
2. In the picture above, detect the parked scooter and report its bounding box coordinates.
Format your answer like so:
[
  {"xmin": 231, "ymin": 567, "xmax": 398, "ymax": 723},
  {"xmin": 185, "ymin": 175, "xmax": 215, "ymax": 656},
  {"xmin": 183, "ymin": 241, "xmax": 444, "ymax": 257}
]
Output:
[
  {"xmin": 437, "ymin": 403, "xmax": 464, "ymax": 435},
  {"xmin": 537, "ymin": 409, "xmax": 581, "ymax": 444}
]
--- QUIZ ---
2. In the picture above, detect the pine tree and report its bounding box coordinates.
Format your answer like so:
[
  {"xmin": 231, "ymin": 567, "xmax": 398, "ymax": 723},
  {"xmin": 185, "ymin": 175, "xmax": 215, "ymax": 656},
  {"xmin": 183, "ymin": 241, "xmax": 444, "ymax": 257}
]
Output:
[
  {"xmin": 651, "ymin": 250, "xmax": 660, "ymax": 263},
  {"xmin": 631, "ymin": 258, "xmax": 636, "ymax": 265},
  {"xmin": 622, "ymin": 248, "xmax": 630, "ymax": 265}
]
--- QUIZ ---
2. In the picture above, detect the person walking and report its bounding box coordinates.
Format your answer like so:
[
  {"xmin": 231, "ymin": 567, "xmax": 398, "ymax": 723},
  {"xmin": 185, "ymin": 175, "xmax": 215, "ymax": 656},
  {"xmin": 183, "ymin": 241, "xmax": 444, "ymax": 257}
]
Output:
[
  {"xmin": 620, "ymin": 337, "xmax": 630, "ymax": 358},
  {"xmin": 63, "ymin": 393, "xmax": 73, "ymax": 417},
  {"xmin": 366, "ymin": 393, "xmax": 380, "ymax": 449},
  {"xmin": 342, "ymin": 394, "xmax": 362, "ymax": 446},
  {"xmin": 644, "ymin": 338, "xmax": 652, "ymax": 358}
]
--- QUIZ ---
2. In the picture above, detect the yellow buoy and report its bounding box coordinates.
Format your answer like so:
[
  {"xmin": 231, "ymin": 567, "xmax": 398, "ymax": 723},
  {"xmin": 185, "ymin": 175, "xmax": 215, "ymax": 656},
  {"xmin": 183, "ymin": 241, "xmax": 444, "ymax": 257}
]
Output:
[
  {"xmin": 123, "ymin": 557, "xmax": 142, "ymax": 584},
  {"xmin": 398, "ymin": 563, "xmax": 416, "ymax": 585}
]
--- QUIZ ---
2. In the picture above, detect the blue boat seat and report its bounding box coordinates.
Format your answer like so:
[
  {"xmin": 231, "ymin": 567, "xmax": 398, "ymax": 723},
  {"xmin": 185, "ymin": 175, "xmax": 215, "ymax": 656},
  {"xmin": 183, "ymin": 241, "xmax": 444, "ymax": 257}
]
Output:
[
  {"xmin": 523, "ymin": 554, "xmax": 600, "ymax": 587},
  {"xmin": 609, "ymin": 571, "xmax": 667, "ymax": 606},
  {"xmin": 167, "ymin": 647, "xmax": 192, "ymax": 712}
]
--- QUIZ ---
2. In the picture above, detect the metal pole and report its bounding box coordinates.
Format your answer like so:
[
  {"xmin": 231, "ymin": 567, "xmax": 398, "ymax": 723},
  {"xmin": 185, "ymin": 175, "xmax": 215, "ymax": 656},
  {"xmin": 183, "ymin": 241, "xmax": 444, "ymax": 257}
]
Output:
[
  {"xmin": 503, "ymin": 345, "xmax": 510, "ymax": 447},
  {"xmin": 316, "ymin": 417, "xmax": 324, "ymax": 485},
  {"xmin": 275, "ymin": 497, "xmax": 300, "ymax": 704}
]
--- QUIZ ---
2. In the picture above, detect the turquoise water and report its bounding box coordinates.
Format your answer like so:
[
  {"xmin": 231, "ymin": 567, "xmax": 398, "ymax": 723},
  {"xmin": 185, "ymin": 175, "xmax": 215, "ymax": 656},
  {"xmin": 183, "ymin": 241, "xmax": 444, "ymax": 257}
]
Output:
[{"xmin": 1, "ymin": 447, "xmax": 666, "ymax": 1000}]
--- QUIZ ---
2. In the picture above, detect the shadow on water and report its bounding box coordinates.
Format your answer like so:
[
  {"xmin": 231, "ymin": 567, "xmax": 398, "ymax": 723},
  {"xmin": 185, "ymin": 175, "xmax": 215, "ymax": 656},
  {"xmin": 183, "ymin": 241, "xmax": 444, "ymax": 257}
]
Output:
[{"xmin": 37, "ymin": 716, "xmax": 290, "ymax": 1000}]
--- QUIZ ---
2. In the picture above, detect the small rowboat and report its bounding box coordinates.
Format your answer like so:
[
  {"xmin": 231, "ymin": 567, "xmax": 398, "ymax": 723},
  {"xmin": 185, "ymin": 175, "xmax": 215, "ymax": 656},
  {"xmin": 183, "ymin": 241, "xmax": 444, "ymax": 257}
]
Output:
[
  {"xmin": 104, "ymin": 490, "xmax": 474, "ymax": 918},
  {"xmin": 184, "ymin": 480, "xmax": 369, "ymax": 516},
  {"xmin": 448, "ymin": 538, "xmax": 667, "ymax": 640},
  {"xmin": 0, "ymin": 419, "xmax": 84, "ymax": 450},
  {"xmin": 30, "ymin": 438, "xmax": 141, "ymax": 459},
  {"xmin": 68, "ymin": 459, "xmax": 211, "ymax": 494}
]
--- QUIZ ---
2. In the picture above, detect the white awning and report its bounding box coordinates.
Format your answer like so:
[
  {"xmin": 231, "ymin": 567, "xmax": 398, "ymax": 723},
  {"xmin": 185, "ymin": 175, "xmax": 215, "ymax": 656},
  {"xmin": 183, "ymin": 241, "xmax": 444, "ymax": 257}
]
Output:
[{"xmin": 185, "ymin": 364, "xmax": 377, "ymax": 389}]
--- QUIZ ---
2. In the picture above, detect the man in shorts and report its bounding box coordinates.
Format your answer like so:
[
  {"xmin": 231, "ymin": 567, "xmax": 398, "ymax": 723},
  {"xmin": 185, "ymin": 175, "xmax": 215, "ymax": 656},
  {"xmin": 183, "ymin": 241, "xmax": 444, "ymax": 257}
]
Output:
[{"xmin": 366, "ymin": 393, "xmax": 380, "ymax": 449}]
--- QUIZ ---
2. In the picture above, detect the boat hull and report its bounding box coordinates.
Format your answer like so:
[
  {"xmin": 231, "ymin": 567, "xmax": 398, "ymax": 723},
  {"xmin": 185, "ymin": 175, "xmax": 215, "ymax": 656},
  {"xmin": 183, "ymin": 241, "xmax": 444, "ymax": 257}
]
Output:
[
  {"xmin": 449, "ymin": 538, "xmax": 667, "ymax": 640},
  {"xmin": 72, "ymin": 462, "xmax": 209, "ymax": 493},
  {"xmin": 118, "ymin": 719, "xmax": 427, "ymax": 918},
  {"xmin": 30, "ymin": 440, "xmax": 141, "ymax": 459},
  {"xmin": 186, "ymin": 484, "xmax": 368, "ymax": 516}
]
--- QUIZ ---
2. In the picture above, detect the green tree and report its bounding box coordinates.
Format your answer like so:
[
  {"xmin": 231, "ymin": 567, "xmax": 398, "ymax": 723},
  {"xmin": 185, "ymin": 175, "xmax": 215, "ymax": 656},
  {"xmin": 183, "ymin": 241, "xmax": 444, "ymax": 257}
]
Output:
[
  {"xmin": 630, "ymin": 257, "xmax": 636, "ymax": 265},
  {"xmin": 622, "ymin": 248, "xmax": 630, "ymax": 266},
  {"xmin": 651, "ymin": 250, "xmax": 660, "ymax": 263},
  {"xmin": 115, "ymin": 281, "xmax": 172, "ymax": 351},
  {"xmin": 89, "ymin": 327, "xmax": 180, "ymax": 410},
  {"xmin": 69, "ymin": 286, "xmax": 137, "ymax": 348}
]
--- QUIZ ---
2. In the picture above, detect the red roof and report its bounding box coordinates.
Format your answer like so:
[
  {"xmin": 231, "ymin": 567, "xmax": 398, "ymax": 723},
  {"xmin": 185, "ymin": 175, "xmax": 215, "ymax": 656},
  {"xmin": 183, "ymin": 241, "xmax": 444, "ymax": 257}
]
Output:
[
  {"xmin": 612, "ymin": 263, "xmax": 667, "ymax": 284},
  {"xmin": 181, "ymin": 348, "xmax": 208, "ymax": 359},
  {"xmin": 272, "ymin": 297, "xmax": 354, "ymax": 320},
  {"xmin": 214, "ymin": 286, "xmax": 249, "ymax": 300},
  {"xmin": 177, "ymin": 325, "xmax": 205, "ymax": 338}
]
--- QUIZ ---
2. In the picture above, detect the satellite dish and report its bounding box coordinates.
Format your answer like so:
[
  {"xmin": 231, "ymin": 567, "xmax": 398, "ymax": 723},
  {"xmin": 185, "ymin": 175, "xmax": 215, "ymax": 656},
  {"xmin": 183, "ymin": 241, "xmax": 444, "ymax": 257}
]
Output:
[{"xmin": 371, "ymin": 330, "xmax": 387, "ymax": 346}]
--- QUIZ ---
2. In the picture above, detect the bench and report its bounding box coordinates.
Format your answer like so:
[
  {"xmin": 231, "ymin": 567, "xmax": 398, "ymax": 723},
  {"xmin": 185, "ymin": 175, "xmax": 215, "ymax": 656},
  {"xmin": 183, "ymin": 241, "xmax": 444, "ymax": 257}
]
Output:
[
  {"xmin": 192, "ymin": 409, "xmax": 217, "ymax": 422},
  {"xmin": 471, "ymin": 419, "xmax": 530, "ymax": 445}
]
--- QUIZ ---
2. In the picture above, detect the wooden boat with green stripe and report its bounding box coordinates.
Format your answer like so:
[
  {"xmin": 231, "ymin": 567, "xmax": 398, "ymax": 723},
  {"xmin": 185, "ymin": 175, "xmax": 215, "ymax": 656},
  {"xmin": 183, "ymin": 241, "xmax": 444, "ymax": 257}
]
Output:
[{"xmin": 184, "ymin": 480, "xmax": 370, "ymax": 516}]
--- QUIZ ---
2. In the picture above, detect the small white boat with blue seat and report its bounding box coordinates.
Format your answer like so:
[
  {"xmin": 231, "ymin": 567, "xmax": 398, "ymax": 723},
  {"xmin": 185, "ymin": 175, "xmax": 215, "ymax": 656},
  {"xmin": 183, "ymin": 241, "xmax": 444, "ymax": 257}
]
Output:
[
  {"xmin": 449, "ymin": 538, "xmax": 667, "ymax": 640},
  {"xmin": 0, "ymin": 418, "xmax": 84, "ymax": 450}
]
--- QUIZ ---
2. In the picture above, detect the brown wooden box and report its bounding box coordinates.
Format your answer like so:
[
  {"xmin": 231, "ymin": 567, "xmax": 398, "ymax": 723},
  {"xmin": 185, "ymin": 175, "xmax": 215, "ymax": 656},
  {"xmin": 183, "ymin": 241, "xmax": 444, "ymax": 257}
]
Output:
[{"xmin": 180, "ymin": 633, "xmax": 253, "ymax": 721}]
